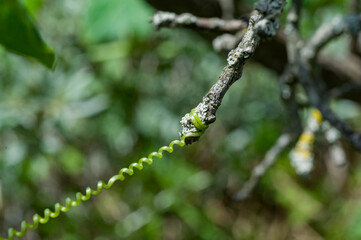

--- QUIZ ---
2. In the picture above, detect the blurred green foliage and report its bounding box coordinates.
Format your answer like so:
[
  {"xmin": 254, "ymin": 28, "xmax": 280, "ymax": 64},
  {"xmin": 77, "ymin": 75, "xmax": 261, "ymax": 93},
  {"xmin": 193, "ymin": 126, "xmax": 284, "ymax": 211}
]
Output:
[
  {"xmin": 82, "ymin": 0, "xmax": 152, "ymax": 43},
  {"xmin": 1, "ymin": 0, "xmax": 361, "ymax": 239},
  {"xmin": 0, "ymin": 0, "xmax": 55, "ymax": 68}
]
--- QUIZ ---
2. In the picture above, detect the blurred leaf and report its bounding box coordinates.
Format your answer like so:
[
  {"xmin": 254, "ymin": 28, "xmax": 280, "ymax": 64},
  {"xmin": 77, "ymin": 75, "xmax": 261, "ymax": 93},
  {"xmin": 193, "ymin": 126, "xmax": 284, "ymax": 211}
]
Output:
[
  {"xmin": 88, "ymin": 40, "xmax": 130, "ymax": 62},
  {"xmin": 175, "ymin": 203, "xmax": 229, "ymax": 240},
  {"xmin": 346, "ymin": 206, "xmax": 361, "ymax": 240},
  {"xmin": 331, "ymin": 99, "xmax": 361, "ymax": 120},
  {"xmin": 59, "ymin": 146, "xmax": 84, "ymax": 175},
  {"xmin": 82, "ymin": 0, "xmax": 153, "ymax": 43},
  {"xmin": 271, "ymin": 168, "xmax": 322, "ymax": 225},
  {"xmin": 0, "ymin": 0, "xmax": 55, "ymax": 68},
  {"xmin": 28, "ymin": 155, "xmax": 50, "ymax": 181},
  {"xmin": 20, "ymin": 0, "xmax": 44, "ymax": 15}
]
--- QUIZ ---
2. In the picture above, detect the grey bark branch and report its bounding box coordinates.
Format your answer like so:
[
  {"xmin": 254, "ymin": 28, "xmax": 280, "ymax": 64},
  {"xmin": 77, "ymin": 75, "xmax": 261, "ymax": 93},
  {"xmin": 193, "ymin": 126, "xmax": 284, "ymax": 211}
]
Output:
[
  {"xmin": 179, "ymin": 0, "xmax": 287, "ymax": 143},
  {"xmin": 280, "ymin": 0, "xmax": 303, "ymax": 133},
  {"xmin": 214, "ymin": 32, "xmax": 361, "ymax": 89},
  {"xmin": 146, "ymin": 0, "xmax": 361, "ymax": 102},
  {"xmin": 279, "ymin": 66, "xmax": 302, "ymax": 132},
  {"xmin": 302, "ymin": 14, "xmax": 361, "ymax": 62},
  {"xmin": 234, "ymin": 132, "xmax": 294, "ymax": 201},
  {"xmin": 296, "ymin": 13, "xmax": 361, "ymax": 151},
  {"xmin": 285, "ymin": 0, "xmax": 302, "ymax": 63},
  {"xmin": 297, "ymin": 64, "xmax": 361, "ymax": 151},
  {"xmin": 150, "ymin": 11, "xmax": 247, "ymax": 32}
]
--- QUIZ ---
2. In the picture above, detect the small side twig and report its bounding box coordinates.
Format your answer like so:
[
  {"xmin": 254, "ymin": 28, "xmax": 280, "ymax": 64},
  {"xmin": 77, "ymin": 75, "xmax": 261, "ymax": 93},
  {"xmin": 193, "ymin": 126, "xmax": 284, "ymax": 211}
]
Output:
[
  {"xmin": 212, "ymin": 30, "xmax": 246, "ymax": 52},
  {"xmin": 150, "ymin": 11, "xmax": 247, "ymax": 32},
  {"xmin": 234, "ymin": 132, "xmax": 294, "ymax": 201}
]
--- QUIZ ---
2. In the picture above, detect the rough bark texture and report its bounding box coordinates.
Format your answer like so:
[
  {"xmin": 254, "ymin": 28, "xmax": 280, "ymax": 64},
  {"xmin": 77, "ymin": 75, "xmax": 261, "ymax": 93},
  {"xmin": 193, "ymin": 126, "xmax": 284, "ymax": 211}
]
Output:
[
  {"xmin": 148, "ymin": 0, "xmax": 361, "ymax": 197},
  {"xmin": 150, "ymin": 11, "xmax": 247, "ymax": 32},
  {"xmin": 178, "ymin": 0, "xmax": 286, "ymax": 142},
  {"xmin": 146, "ymin": 0, "xmax": 361, "ymax": 99}
]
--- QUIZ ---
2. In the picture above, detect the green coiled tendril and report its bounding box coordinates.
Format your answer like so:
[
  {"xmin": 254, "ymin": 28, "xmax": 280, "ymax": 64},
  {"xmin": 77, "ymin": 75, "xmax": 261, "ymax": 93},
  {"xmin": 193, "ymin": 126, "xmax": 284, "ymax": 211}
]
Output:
[{"xmin": 0, "ymin": 109, "xmax": 207, "ymax": 240}]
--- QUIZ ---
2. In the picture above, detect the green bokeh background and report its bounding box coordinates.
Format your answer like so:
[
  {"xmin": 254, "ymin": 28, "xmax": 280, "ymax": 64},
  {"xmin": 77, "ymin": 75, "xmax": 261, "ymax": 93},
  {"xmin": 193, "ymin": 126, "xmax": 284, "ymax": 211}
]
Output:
[{"xmin": 1, "ymin": 0, "xmax": 361, "ymax": 239}]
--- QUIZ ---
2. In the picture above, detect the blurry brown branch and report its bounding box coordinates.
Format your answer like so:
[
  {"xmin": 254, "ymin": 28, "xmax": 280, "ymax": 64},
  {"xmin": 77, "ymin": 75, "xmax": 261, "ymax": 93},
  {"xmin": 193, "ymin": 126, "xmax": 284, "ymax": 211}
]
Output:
[
  {"xmin": 351, "ymin": 0, "xmax": 360, "ymax": 15},
  {"xmin": 219, "ymin": 0, "xmax": 235, "ymax": 19},
  {"xmin": 350, "ymin": 0, "xmax": 361, "ymax": 57},
  {"xmin": 328, "ymin": 82, "xmax": 361, "ymax": 99},
  {"xmin": 150, "ymin": 11, "xmax": 247, "ymax": 32},
  {"xmin": 279, "ymin": 0, "xmax": 303, "ymax": 132},
  {"xmin": 318, "ymin": 54, "xmax": 361, "ymax": 85},
  {"xmin": 234, "ymin": 132, "xmax": 294, "ymax": 201}
]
